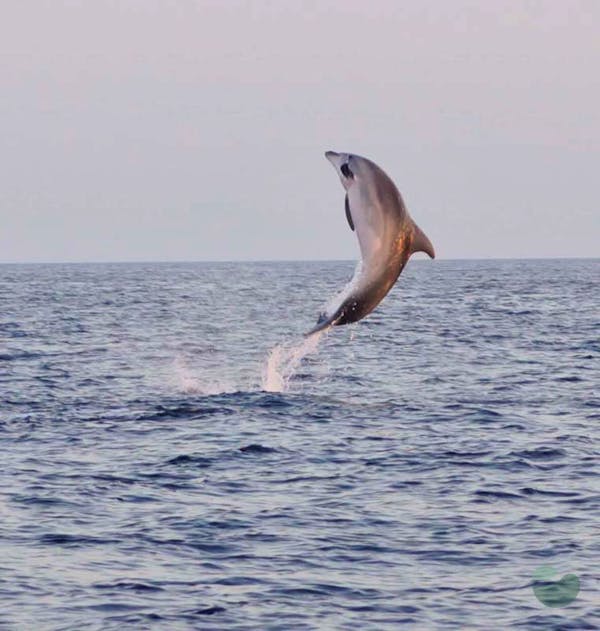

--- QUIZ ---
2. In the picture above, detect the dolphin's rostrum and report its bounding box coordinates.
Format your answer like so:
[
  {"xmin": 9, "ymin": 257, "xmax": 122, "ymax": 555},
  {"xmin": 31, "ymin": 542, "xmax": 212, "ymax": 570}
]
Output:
[{"xmin": 308, "ymin": 151, "xmax": 434, "ymax": 335}]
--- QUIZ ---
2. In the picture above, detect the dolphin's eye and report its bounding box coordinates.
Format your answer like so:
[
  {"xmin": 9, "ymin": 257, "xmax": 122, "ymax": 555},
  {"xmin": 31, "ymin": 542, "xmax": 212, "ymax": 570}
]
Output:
[{"xmin": 341, "ymin": 163, "xmax": 353, "ymax": 179}]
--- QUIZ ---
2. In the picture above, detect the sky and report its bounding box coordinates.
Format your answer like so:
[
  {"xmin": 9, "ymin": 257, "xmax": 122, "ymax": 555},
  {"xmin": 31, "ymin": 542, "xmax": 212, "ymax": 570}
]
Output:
[{"xmin": 1, "ymin": 0, "xmax": 598, "ymax": 262}]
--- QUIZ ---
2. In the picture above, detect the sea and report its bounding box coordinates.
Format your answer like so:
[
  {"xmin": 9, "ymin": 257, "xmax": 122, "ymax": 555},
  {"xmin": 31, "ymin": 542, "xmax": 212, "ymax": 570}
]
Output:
[{"xmin": 0, "ymin": 259, "xmax": 598, "ymax": 630}]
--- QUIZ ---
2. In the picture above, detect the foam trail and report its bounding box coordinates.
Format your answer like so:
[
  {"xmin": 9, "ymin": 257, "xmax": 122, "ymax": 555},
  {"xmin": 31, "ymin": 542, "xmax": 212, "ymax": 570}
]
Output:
[{"xmin": 262, "ymin": 331, "xmax": 324, "ymax": 393}]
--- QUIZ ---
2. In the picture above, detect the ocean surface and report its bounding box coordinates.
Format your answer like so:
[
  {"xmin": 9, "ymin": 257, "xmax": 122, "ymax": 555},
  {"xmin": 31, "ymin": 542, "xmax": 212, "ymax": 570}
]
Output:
[{"xmin": 0, "ymin": 259, "xmax": 598, "ymax": 630}]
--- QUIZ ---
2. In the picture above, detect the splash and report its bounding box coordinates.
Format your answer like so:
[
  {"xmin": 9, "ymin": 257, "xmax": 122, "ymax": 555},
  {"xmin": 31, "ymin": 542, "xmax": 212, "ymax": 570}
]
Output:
[
  {"xmin": 171, "ymin": 356, "xmax": 237, "ymax": 395},
  {"xmin": 170, "ymin": 333, "xmax": 325, "ymax": 396},
  {"xmin": 261, "ymin": 331, "xmax": 325, "ymax": 393}
]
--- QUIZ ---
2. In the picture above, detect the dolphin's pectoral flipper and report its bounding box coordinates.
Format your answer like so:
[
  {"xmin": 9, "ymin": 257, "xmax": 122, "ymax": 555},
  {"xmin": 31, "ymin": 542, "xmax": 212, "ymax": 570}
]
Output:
[
  {"xmin": 344, "ymin": 195, "xmax": 355, "ymax": 231},
  {"xmin": 411, "ymin": 223, "xmax": 435, "ymax": 259}
]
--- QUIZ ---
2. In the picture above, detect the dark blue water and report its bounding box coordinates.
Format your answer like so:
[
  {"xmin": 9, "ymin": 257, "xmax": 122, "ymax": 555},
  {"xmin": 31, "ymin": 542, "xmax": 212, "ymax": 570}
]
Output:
[{"xmin": 1, "ymin": 259, "xmax": 598, "ymax": 630}]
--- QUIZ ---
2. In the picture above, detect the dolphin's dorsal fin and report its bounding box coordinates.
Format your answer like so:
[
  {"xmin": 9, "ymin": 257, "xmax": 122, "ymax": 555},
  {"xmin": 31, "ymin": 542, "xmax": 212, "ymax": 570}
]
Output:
[
  {"xmin": 411, "ymin": 223, "xmax": 435, "ymax": 259},
  {"xmin": 345, "ymin": 195, "xmax": 355, "ymax": 231}
]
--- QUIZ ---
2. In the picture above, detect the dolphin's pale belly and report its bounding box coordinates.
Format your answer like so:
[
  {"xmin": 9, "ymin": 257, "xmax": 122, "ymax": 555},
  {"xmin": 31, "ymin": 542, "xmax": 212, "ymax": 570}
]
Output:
[{"xmin": 349, "ymin": 187, "xmax": 390, "ymax": 265}]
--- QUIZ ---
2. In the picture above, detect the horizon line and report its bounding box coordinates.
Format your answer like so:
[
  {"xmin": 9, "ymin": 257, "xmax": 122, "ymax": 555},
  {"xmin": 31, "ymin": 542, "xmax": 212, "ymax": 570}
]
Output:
[{"xmin": 0, "ymin": 255, "xmax": 598, "ymax": 266}]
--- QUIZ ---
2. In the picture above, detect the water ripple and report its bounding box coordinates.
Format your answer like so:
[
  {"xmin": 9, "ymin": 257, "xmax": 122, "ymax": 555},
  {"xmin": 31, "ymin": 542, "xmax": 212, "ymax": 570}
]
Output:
[{"xmin": 0, "ymin": 260, "xmax": 597, "ymax": 629}]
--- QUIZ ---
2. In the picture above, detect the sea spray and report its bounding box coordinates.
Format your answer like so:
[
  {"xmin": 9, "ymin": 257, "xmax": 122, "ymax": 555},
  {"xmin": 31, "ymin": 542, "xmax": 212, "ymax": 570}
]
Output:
[
  {"xmin": 170, "ymin": 333, "xmax": 326, "ymax": 396},
  {"xmin": 262, "ymin": 331, "xmax": 325, "ymax": 392},
  {"xmin": 172, "ymin": 356, "xmax": 237, "ymax": 395}
]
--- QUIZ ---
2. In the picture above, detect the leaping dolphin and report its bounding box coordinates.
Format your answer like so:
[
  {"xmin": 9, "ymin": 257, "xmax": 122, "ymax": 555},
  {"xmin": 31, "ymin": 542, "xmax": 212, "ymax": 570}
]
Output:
[{"xmin": 308, "ymin": 151, "xmax": 435, "ymax": 335}]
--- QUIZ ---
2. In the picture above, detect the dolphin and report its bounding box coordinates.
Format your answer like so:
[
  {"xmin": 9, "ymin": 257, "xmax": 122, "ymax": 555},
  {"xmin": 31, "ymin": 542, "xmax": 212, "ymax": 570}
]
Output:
[{"xmin": 307, "ymin": 151, "xmax": 435, "ymax": 335}]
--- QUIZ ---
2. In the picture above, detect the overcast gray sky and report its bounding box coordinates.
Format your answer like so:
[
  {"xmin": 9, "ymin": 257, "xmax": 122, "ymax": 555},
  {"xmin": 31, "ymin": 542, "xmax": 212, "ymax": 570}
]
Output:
[{"xmin": 1, "ymin": 0, "xmax": 598, "ymax": 262}]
